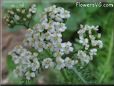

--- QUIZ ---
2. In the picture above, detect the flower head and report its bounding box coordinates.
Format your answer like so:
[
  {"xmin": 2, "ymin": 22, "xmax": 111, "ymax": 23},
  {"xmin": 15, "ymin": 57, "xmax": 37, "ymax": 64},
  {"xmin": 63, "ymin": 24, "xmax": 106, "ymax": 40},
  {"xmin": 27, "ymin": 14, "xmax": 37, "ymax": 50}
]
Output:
[
  {"xmin": 42, "ymin": 58, "xmax": 54, "ymax": 69},
  {"xmin": 77, "ymin": 25, "xmax": 103, "ymax": 64},
  {"xmin": 64, "ymin": 57, "xmax": 75, "ymax": 69},
  {"xmin": 9, "ymin": 45, "xmax": 40, "ymax": 80}
]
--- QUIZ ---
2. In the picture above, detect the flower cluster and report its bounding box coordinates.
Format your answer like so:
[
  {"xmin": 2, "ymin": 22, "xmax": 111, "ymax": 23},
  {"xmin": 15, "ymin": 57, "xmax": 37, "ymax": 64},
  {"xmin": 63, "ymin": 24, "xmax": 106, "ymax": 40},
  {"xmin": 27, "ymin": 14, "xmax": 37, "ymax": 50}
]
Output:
[
  {"xmin": 8, "ymin": 45, "xmax": 40, "ymax": 80},
  {"xmin": 8, "ymin": 5, "xmax": 76, "ymax": 80},
  {"xmin": 23, "ymin": 5, "xmax": 75, "ymax": 70},
  {"xmin": 4, "ymin": 4, "xmax": 36, "ymax": 28},
  {"xmin": 42, "ymin": 5, "xmax": 70, "ymax": 22},
  {"xmin": 77, "ymin": 25, "xmax": 103, "ymax": 64},
  {"xmin": 8, "ymin": 5, "xmax": 103, "ymax": 80}
]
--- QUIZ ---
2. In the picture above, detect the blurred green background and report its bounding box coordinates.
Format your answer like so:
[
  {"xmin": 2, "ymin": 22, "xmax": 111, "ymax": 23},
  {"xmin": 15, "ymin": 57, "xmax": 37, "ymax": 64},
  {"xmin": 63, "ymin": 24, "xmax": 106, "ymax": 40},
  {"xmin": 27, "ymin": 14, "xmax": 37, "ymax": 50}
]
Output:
[{"xmin": 2, "ymin": 0, "xmax": 114, "ymax": 84}]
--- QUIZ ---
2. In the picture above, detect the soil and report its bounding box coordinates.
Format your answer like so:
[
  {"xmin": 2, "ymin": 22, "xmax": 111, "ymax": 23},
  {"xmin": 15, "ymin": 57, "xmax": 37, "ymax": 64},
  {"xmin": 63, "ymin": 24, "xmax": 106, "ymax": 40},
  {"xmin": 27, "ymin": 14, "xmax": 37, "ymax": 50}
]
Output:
[{"xmin": 1, "ymin": 20, "xmax": 26, "ymax": 84}]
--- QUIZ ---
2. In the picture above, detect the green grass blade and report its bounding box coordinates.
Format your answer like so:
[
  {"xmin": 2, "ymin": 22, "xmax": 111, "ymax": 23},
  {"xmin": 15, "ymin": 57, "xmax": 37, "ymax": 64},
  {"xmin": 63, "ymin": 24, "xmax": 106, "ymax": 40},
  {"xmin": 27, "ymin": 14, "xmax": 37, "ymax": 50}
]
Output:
[
  {"xmin": 99, "ymin": 31, "xmax": 113, "ymax": 83},
  {"xmin": 73, "ymin": 67, "xmax": 87, "ymax": 84}
]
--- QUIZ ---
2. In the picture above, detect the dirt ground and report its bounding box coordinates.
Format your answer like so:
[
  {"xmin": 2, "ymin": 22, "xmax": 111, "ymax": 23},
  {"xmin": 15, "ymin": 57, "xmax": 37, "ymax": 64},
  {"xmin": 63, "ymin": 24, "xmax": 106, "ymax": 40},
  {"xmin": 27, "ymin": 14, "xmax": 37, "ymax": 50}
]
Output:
[{"xmin": 1, "ymin": 19, "xmax": 26, "ymax": 84}]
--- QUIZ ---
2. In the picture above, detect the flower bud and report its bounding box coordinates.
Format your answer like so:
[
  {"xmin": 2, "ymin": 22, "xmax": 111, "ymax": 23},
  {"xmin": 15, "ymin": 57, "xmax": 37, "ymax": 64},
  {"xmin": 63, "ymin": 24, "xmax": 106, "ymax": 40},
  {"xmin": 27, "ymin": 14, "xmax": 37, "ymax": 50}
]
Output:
[
  {"xmin": 21, "ymin": 9, "xmax": 26, "ymax": 14},
  {"xmin": 27, "ymin": 13, "xmax": 31, "ymax": 18},
  {"xmin": 10, "ymin": 20, "xmax": 14, "ymax": 24}
]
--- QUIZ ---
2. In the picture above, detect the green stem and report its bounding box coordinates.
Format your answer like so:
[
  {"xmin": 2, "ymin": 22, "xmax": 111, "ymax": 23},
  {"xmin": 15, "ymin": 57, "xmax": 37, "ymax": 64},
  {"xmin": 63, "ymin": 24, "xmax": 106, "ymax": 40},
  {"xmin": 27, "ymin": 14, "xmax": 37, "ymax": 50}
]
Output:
[
  {"xmin": 27, "ymin": 17, "xmax": 33, "ymax": 28},
  {"xmin": 24, "ymin": 24, "xmax": 29, "ymax": 28},
  {"xmin": 16, "ymin": 23, "xmax": 29, "ymax": 28},
  {"xmin": 61, "ymin": 69, "xmax": 70, "ymax": 83},
  {"xmin": 72, "ymin": 68, "xmax": 87, "ymax": 84}
]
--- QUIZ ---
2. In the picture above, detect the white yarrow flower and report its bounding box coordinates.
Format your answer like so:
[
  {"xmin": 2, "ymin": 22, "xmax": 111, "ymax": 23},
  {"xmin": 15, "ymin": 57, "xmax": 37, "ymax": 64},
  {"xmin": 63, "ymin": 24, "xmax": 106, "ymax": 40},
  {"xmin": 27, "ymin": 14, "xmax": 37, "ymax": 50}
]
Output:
[
  {"xmin": 29, "ymin": 4, "xmax": 37, "ymax": 13},
  {"xmin": 77, "ymin": 25, "xmax": 103, "ymax": 64},
  {"xmin": 64, "ymin": 57, "xmax": 75, "ymax": 69},
  {"xmin": 56, "ymin": 57, "xmax": 65, "ymax": 70},
  {"xmin": 8, "ymin": 5, "xmax": 103, "ymax": 80},
  {"xmin": 42, "ymin": 58, "xmax": 54, "ymax": 69},
  {"xmin": 9, "ymin": 45, "xmax": 40, "ymax": 80},
  {"xmin": 14, "ymin": 15, "xmax": 20, "ymax": 20}
]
